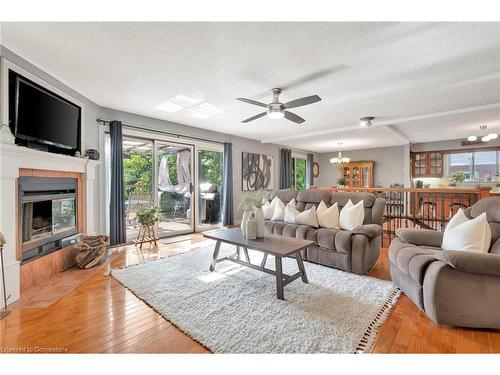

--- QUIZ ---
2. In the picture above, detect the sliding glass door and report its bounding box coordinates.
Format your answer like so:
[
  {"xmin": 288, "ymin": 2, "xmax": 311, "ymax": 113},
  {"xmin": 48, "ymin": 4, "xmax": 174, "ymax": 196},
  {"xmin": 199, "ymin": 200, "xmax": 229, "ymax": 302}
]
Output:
[
  {"xmin": 197, "ymin": 148, "xmax": 224, "ymax": 231},
  {"xmin": 105, "ymin": 131, "xmax": 223, "ymax": 242},
  {"xmin": 156, "ymin": 142, "xmax": 194, "ymax": 237},
  {"xmin": 122, "ymin": 137, "xmax": 154, "ymax": 242}
]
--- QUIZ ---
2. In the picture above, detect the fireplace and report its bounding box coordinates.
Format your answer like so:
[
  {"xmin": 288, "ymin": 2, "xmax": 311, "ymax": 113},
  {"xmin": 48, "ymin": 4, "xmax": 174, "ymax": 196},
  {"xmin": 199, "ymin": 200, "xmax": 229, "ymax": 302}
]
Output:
[{"xmin": 19, "ymin": 176, "xmax": 79, "ymax": 262}]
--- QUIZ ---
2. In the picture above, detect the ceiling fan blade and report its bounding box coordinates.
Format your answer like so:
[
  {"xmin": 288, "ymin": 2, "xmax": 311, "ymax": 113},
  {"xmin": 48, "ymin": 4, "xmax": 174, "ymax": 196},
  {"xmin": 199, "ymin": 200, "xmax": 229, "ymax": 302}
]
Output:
[
  {"xmin": 284, "ymin": 95, "xmax": 321, "ymax": 109},
  {"xmin": 237, "ymin": 98, "xmax": 268, "ymax": 107},
  {"xmin": 242, "ymin": 112, "xmax": 267, "ymax": 123},
  {"xmin": 284, "ymin": 111, "xmax": 305, "ymax": 124},
  {"xmin": 281, "ymin": 65, "xmax": 348, "ymax": 91}
]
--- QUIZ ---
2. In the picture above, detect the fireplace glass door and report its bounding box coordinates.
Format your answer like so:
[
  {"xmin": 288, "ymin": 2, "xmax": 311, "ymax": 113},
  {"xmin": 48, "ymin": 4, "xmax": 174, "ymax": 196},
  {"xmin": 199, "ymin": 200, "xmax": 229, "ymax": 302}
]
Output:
[{"xmin": 52, "ymin": 198, "xmax": 77, "ymax": 235}]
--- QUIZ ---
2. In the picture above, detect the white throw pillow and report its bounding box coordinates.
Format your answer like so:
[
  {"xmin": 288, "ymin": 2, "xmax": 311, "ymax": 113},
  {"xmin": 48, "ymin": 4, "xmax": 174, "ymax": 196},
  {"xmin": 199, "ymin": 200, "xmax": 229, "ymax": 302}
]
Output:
[
  {"xmin": 284, "ymin": 205, "xmax": 300, "ymax": 224},
  {"xmin": 262, "ymin": 201, "xmax": 273, "ymax": 220},
  {"xmin": 317, "ymin": 202, "xmax": 339, "ymax": 229},
  {"xmin": 339, "ymin": 199, "xmax": 365, "ymax": 231},
  {"xmin": 287, "ymin": 198, "xmax": 296, "ymax": 209},
  {"xmin": 270, "ymin": 199, "xmax": 286, "ymax": 221},
  {"xmin": 295, "ymin": 206, "xmax": 319, "ymax": 228},
  {"xmin": 317, "ymin": 200, "xmax": 328, "ymax": 214},
  {"xmin": 264, "ymin": 196, "xmax": 281, "ymax": 219},
  {"xmin": 442, "ymin": 209, "xmax": 491, "ymax": 252}
]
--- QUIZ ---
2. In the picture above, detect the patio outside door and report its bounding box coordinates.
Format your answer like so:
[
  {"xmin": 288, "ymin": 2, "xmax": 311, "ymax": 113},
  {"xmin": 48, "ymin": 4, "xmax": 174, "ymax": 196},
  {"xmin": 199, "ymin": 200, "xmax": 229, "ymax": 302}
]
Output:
[{"xmin": 155, "ymin": 141, "xmax": 195, "ymax": 237}]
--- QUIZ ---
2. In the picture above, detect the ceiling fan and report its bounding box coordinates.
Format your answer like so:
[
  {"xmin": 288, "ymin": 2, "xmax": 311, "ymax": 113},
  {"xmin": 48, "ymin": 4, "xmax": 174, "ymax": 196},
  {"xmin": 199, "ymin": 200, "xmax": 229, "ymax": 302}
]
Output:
[{"xmin": 237, "ymin": 88, "xmax": 321, "ymax": 124}]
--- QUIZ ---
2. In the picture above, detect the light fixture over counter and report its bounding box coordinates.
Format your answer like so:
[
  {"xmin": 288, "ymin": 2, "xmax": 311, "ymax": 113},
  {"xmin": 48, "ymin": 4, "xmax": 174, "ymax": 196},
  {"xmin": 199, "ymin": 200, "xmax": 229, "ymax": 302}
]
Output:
[{"xmin": 467, "ymin": 125, "xmax": 498, "ymax": 143}]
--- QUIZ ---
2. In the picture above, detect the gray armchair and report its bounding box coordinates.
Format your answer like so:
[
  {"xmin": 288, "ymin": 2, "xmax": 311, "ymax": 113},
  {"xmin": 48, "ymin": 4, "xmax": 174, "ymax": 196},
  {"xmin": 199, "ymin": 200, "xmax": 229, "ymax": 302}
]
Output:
[{"xmin": 389, "ymin": 197, "xmax": 500, "ymax": 328}]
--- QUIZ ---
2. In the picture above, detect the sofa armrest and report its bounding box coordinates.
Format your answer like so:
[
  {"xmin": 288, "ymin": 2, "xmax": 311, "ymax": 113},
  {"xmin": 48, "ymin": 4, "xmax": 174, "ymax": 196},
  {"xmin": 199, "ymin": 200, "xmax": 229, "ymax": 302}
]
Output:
[
  {"xmin": 352, "ymin": 224, "xmax": 382, "ymax": 239},
  {"xmin": 396, "ymin": 228, "xmax": 443, "ymax": 248},
  {"xmin": 434, "ymin": 250, "xmax": 500, "ymax": 277},
  {"xmin": 371, "ymin": 198, "xmax": 386, "ymax": 226}
]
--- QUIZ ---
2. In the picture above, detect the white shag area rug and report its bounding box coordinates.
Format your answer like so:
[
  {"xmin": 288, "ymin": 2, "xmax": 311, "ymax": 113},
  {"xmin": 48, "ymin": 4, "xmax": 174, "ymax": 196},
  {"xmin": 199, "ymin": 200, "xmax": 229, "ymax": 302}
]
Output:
[{"xmin": 111, "ymin": 244, "xmax": 399, "ymax": 353}]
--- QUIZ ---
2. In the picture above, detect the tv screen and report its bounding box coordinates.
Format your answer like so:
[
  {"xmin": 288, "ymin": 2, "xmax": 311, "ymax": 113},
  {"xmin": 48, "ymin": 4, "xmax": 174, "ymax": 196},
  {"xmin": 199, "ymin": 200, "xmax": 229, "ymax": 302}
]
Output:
[{"xmin": 14, "ymin": 76, "xmax": 81, "ymax": 150}]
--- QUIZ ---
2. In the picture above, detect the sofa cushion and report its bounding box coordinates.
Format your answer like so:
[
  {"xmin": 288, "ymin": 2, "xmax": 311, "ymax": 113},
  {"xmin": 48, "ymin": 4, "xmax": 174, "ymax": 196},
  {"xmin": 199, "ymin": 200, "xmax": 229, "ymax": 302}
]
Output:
[
  {"xmin": 331, "ymin": 192, "xmax": 375, "ymax": 225},
  {"xmin": 296, "ymin": 190, "xmax": 332, "ymax": 211},
  {"xmin": 282, "ymin": 223, "xmax": 300, "ymax": 238},
  {"xmin": 295, "ymin": 225, "xmax": 319, "ymax": 245},
  {"xmin": 270, "ymin": 189, "xmax": 299, "ymax": 206},
  {"xmin": 470, "ymin": 196, "xmax": 500, "ymax": 222},
  {"xmin": 335, "ymin": 230, "xmax": 352, "ymax": 253},
  {"xmin": 389, "ymin": 239, "xmax": 440, "ymax": 285},
  {"xmin": 317, "ymin": 228, "xmax": 340, "ymax": 250}
]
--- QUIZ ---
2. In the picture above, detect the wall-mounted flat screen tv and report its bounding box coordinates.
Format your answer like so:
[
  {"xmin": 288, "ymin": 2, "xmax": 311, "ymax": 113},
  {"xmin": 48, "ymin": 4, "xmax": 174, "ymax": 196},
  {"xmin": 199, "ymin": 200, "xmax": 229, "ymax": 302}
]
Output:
[{"xmin": 13, "ymin": 74, "xmax": 81, "ymax": 150}]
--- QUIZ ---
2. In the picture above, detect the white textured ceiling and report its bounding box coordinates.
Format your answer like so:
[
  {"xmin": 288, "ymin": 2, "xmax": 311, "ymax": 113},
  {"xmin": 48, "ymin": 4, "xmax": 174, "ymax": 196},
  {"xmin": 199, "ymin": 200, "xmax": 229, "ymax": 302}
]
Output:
[{"xmin": 1, "ymin": 22, "xmax": 499, "ymax": 152}]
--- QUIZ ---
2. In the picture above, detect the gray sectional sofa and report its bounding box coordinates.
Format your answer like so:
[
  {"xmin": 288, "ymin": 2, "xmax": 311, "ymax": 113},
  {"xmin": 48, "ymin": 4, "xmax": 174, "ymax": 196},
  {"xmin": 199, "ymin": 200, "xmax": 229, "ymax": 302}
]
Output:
[
  {"xmin": 389, "ymin": 197, "xmax": 500, "ymax": 329},
  {"xmin": 265, "ymin": 189, "xmax": 386, "ymax": 275}
]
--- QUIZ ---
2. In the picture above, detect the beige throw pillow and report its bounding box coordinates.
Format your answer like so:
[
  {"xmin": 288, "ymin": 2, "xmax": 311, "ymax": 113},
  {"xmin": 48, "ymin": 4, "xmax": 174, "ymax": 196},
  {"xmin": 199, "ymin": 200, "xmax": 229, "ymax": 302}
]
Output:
[
  {"xmin": 284, "ymin": 205, "xmax": 300, "ymax": 224},
  {"xmin": 295, "ymin": 206, "xmax": 319, "ymax": 228},
  {"xmin": 317, "ymin": 202, "xmax": 339, "ymax": 229},
  {"xmin": 339, "ymin": 199, "xmax": 365, "ymax": 230}
]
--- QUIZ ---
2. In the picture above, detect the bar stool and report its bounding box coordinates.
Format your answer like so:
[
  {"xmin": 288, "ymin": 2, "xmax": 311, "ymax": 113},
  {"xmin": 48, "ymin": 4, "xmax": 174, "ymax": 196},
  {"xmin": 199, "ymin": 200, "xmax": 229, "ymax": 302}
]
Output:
[
  {"xmin": 419, "ymin": 199, "xmax": 436, "ymax": 218},
  {"xmin": 448, "ymin": 202, "xmax": 468, "ymax": 217}
]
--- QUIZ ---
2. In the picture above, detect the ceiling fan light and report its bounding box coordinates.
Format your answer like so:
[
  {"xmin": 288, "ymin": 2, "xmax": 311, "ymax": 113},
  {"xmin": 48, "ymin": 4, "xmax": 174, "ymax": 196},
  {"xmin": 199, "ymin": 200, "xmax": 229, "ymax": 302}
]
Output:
[
  {"xmin": 267, "ymin": 110, "xmax": 284, "ymax": 119},
  {"xmin": 467, "ymin": 135, "xmax": 477, "ymax": 142},
  {"xmin": 488, "ymin": 133, "xmax": 498, "ymax": 140}
]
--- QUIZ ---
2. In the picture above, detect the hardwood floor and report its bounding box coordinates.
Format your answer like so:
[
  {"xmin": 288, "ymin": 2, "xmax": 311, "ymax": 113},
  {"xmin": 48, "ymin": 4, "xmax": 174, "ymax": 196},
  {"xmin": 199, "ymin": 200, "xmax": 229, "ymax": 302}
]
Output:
[{"xmin": 1, "ymin": 233, "xmax": 499, "ymax": 353}]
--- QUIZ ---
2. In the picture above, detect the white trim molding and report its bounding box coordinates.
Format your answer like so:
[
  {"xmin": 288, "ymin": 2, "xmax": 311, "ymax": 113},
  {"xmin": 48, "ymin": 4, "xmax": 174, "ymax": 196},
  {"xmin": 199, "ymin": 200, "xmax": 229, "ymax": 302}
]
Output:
[{"xmin": 0, "ymin": 144, "xmax": 99, "ymax": 305}]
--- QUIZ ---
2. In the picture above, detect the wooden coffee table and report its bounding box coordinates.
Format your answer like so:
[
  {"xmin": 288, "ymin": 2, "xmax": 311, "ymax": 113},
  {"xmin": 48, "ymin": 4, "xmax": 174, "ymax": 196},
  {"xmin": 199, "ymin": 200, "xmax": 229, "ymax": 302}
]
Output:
[{"xmin": 203, "ymin": 228, "xmax": 314, "ymax": 300}]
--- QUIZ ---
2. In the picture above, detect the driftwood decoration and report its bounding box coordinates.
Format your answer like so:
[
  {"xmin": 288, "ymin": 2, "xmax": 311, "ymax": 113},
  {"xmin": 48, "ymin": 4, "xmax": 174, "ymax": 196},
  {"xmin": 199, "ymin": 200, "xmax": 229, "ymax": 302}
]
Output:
[{"xmin": 74, "ymin": 235, "xmax": 109, "ymax": 269}]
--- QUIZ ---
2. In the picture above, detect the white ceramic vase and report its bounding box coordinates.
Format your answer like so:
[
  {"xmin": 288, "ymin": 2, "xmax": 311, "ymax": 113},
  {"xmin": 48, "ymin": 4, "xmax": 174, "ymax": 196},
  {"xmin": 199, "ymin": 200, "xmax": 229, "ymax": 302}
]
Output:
[
  {"xmin": 241, "ymin": 210, "xmax": 251, "ymax": 236},
  {"xmin": 245, "ymin": 213, "xmax": 257, "ymax": 240},
  {"xmin": 254, "ymin": 207, "xmax": 265, "ymax": 238}
]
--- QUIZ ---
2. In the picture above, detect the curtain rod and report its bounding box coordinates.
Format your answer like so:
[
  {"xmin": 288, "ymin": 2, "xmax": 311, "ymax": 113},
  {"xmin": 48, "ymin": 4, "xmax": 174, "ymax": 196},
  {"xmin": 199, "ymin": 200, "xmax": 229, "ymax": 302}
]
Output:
[{"xmin": 96, "ymin": 118, "xmax": 226, "ymax": 146}]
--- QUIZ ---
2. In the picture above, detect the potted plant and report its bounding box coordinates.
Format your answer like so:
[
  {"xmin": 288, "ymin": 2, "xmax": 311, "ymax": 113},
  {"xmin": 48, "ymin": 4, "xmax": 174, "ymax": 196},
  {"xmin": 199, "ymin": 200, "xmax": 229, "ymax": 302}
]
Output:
[
  {"xmin": 336, "ymin": 176, "xmax": 347, "ymax": 188},
  {"xmin": 453, "ymin": 172, "xmax": 465, "ymax": 186},
  {"xmin": 136, "ymin": 204, "xmax": 159, "ymax": 226},
  {"xmin": 239, "ymin": 189, "xmax": 270, "ymax": 237}
]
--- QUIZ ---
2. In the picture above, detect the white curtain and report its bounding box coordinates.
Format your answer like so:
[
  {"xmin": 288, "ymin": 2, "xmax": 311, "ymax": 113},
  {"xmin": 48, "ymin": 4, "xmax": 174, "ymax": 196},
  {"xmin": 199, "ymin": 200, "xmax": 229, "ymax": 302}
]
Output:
[
  {"xmin": 176, "ymin": 150, "xmax": 191, "ymax": 194},
  {"xmin": 157, "ymin": 151, "xmax": 191, "ymax": 194},
  {"xmin": 158, "ymin": 154, "xmax": 175, "ymax": 192}
]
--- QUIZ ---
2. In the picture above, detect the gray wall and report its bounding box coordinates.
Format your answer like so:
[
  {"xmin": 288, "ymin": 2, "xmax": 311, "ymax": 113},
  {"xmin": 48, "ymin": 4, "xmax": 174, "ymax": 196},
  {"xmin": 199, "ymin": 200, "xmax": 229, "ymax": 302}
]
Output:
[
  {"xmin": 1, "ymin": 46, "xmax": 317, "ymax": 231},
  {"xmin": 1, "ymin": 46, "xmax": 102, "ymax": 232},
  {"xmin": 317, "ymin": 145, "xmax": 408, "ymax": 188},
  {"xmin": 97, "ymin": 107, "xmax": 317, "ymax": 222}
]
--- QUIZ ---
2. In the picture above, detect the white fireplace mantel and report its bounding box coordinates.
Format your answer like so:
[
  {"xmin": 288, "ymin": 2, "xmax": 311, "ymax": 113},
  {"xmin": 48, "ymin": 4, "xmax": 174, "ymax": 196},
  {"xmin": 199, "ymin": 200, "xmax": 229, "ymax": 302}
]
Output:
[{"xmin": 0, "ymin": 143, "xmax": 100, "ymax": 305}]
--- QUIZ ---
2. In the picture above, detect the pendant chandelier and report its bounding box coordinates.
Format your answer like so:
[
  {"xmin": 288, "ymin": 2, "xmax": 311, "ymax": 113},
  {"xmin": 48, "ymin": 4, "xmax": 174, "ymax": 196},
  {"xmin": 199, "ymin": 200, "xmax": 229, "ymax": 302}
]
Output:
[{"xmin": 330, "ymin": 142, "xmax": 350, "ymax": 165}]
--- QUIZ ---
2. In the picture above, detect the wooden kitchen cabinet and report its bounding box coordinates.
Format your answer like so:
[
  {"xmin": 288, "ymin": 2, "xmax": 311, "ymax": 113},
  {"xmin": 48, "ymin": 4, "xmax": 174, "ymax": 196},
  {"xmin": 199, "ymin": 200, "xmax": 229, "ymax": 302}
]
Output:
[{"xmin": 412, "ymin": 151, "xmax": 444, "ymax": 177}]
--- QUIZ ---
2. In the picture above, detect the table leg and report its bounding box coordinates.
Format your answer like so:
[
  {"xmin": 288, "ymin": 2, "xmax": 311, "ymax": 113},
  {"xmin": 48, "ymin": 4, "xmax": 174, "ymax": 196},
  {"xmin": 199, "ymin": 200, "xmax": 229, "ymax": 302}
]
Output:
[
  {"xmin": 275, "ymin": 256, "xmax": 284, "ymax": 300},
  {"xmin": 236, "ymin": 246, "xmax": 241, "ymax": 259},
  {"xmin": 243, "ymin": 247, "xmax": 251, "ymax": 263},
  {"xmin": 209, "ymin": 240, "xmax": 221, "ymax": 272},
  {"xmin": 260, "ymin": 252, "xmax": 268, "ymax": 267},
  {"xmin": 295, "ymin": 251, "xmax": 309, "ymax": 283}
]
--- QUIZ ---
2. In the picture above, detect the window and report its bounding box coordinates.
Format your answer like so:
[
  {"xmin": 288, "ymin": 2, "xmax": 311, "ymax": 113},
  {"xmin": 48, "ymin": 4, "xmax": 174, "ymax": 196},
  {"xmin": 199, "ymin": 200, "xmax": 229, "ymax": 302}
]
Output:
[
  {"xmin": 292, "ymin": 158, "xmax": 306, "ymax": 191},
  {"xmin": 445, "ymin": 151, "xmax": 500, "ymax": 180}
]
